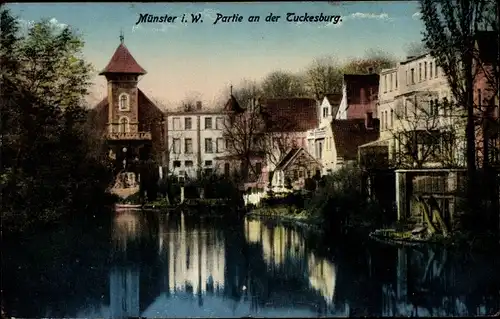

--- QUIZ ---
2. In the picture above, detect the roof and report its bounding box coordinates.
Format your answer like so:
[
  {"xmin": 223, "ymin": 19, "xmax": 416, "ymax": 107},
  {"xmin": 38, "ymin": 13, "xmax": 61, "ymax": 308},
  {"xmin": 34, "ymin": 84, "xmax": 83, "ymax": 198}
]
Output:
[
  {"xmin": 99, "ymin": 43, "xmax": 147, "ymax": 75},
  {"xmin": 331, "ymin": 119, "xmax": 379, "ymax": 160},
  {"xmin": 275, "ymin": 147, "xmax": 321, "ymax": 171},
  {"xmin": 224, "ymin": 94, "xmax": 245, "ymax": 113},
  {"xmin": 343, "ymin": 74, "xmax": 379, "ymax": 86},
  {"xmin": 325, "ymin": 93, "xmax": 342, "ymax": 106},
  {"xmin": 260, "ymin": 98, "xmax": 318, "ymax": 132},
  {"xmin": 475, "ymin": 31, "xmax": 498, "ymax": 64}
]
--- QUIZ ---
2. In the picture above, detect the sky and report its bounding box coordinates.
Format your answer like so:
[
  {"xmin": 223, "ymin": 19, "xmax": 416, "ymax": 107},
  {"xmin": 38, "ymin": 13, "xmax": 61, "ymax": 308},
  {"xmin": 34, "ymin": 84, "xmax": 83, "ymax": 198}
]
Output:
[{"xmin": 7, "ymin": 2, "xmax": 426, "ymax": 110}]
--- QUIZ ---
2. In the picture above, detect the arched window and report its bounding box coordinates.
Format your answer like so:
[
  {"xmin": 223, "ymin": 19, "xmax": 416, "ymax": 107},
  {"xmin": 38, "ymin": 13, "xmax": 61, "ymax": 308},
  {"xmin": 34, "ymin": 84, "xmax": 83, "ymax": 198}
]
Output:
[
  {"xmin": 119, "ymin": 93, "xmax": 130, "ymax": 111},
  {"xmin": 119, "ymin": 116, "xmax": 130, "ymax": 133}
]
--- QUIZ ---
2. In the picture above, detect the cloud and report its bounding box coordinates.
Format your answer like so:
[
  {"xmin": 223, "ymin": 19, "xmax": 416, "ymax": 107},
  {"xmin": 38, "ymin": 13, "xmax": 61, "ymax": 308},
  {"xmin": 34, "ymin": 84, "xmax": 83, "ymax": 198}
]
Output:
[
  {"xmin": 49, "ymin": 17, "xmax": 67, "ymax": 29},
  {"xmin": 412, "ymin": 12, "xmax": 422, "ymax": 20},
  {"xmin": 321, "ymin": 12, "xmax": 390, "ymax": 29},
  {"xmin": 349, "ymin": 12, "xmax": 390, "ymax": 20}
]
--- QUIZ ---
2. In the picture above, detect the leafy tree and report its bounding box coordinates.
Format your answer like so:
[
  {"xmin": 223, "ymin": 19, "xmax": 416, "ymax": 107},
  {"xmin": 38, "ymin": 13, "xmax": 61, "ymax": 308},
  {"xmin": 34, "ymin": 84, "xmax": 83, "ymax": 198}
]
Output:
[
  {"xmin": 342, "ymin": 49, "xmax": 397, "ymax": 74},
  {"xmin": 261, "ymin": 70, "xmax": 306, "ymax": 98},
  {"xmin": 1, "ymin": 9, "xmax": 115, "ymax": 234}
]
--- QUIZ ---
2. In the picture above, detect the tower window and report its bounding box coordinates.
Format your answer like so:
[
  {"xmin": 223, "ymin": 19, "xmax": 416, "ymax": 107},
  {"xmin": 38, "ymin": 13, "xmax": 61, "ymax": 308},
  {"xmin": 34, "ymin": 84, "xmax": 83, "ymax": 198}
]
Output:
[
  {"xmin": 119, "ymin": 116, "xmax": 130, "ymax": 133},
  {"xmin": 119, "ymin": 93, "xmax": 130, "ymax": 111}
]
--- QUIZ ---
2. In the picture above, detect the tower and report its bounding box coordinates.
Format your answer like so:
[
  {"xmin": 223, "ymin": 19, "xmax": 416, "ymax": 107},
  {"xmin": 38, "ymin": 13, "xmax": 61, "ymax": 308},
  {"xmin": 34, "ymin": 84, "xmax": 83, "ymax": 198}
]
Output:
[{"xmin": 99, "ymin": 33, "xmax": 147, "ymax": 137}]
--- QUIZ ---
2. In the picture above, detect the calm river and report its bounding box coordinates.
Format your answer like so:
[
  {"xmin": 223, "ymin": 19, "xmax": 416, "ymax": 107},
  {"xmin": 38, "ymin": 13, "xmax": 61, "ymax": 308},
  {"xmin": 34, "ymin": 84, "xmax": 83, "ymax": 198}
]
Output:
[{"xmin": 3, "ymin": 210, "xmax": 500, "ymax": 318}]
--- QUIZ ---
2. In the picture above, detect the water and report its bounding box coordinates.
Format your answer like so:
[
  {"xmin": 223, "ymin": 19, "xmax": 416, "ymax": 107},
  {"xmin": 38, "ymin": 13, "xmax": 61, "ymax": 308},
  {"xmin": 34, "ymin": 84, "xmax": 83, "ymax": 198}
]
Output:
[{"xmin": 3, "ymin": 210, "xmax": 500, "ymax": 318}]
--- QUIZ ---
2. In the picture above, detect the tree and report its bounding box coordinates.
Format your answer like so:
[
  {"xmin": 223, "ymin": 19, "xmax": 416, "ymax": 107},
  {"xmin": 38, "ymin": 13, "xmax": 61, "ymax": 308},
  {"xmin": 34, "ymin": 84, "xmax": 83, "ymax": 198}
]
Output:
[
  {"xmin": 261, "ymin": 70, "xmax": 306, "ymax": 98},
  {"xmin": 405, "ymin": 41, "xmax": 429, "ymax": 57},
  {"xmin": 388, "ymin": 93, "xmax": 465, "ymax": 168},
  {"xmin": 419, "ymin": 0, "xmax": 490, "ymax": 216},
  {"xmin": 342, "ymin": 49, "xmax": 397, "ymax": 74},
  {"xmin": 222, "ymin": 80, "xmax": 266, "ymax": 184},
  {"xmin": 304, "ymin": 56, "xmax": 344, "ymax": 100},
  {"xmin": 178, "ymin": 91, "xmax": 203, "ymax": 111},
  {"xmin": 1, "ymin": 9, "xmax": 115, "ymax": 234},
  {"xmin": 16, "ymin": 18, "xmax": 93, "ymax": 109}
]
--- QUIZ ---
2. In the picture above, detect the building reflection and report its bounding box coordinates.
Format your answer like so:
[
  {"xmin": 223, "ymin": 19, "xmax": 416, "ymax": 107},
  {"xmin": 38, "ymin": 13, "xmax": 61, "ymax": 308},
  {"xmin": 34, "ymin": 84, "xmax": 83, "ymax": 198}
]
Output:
[
  {"xmin": 243, "ymin": 218, "xmax": 337, "ymax": 311},
  {"xmin": 380, "ymin": 247, "xmax": 500, "ymax": 317}
]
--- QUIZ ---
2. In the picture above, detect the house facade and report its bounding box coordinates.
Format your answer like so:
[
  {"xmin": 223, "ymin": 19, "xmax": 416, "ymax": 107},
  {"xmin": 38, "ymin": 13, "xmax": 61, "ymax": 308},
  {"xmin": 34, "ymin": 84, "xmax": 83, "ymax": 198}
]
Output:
[
  {"xmin": 165, "ymin": 102, "xmax": 229, "ymax": 179},
  {"xmin": 270, "ymin": 148, "xmax": 323, "ymax": 192},
  {"xmin": 359, "ymin": 53, "xmax": 466, "ymax": 169},
  {"xmin": 306, "ymin": 94, "xmax": 342, "ymax": 174},
  {"xmin": 336, "ymin": 73, "xmax": 379, "ymax": 120}
]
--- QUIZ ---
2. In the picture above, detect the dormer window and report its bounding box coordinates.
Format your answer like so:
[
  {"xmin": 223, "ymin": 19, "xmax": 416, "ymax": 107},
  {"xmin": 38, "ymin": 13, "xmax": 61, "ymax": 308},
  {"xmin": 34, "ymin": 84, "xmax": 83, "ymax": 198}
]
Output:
[{"xmin": 119, "ymin": 93, "xmax": 130, "ymax": 111}]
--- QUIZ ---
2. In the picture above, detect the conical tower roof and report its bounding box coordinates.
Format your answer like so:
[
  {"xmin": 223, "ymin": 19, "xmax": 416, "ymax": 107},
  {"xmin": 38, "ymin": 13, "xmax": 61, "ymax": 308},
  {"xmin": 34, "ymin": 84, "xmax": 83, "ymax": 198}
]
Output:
[{"xmin": 99, "ymin": 42, "xmax": 147, "ymax": 75}]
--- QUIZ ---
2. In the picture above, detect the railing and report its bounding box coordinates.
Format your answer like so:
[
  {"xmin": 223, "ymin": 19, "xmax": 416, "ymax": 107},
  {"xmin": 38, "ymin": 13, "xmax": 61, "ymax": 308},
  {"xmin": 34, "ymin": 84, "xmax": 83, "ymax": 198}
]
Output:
[{"xmin": 107, "ymin": 132, "xmax": 152, "ymax": 140}]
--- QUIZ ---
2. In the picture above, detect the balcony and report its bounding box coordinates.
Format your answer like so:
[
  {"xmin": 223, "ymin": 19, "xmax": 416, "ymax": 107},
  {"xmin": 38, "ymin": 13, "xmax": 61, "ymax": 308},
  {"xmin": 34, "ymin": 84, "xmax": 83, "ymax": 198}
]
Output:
[{"xmin": 107, "ymin": 132, "xmax": 152, "ymax": 140}]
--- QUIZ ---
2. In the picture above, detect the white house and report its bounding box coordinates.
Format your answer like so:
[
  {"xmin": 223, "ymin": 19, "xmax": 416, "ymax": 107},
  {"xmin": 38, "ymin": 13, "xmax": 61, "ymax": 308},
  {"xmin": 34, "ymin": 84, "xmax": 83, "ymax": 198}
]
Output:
[
  {"xmin": 359, "ymin": 53, "xmax": 466, "ymax": 168},
  {"xmin": 306, "ymin": 94, "xmax": 342, "ymax": 174},
  {"xmin": 165, "ymin": 101, "xmax": 229, "ymax": 178}
]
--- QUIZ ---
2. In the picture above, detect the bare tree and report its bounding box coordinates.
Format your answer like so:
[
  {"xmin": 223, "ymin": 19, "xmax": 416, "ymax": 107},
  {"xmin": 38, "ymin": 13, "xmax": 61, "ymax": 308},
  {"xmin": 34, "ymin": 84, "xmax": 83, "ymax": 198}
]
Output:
[
  {"xmin": 405, "ymin": 41, "xmax": 429, "ymax": 57},
  {"xmin": 419, "ymin": 0, "xmax": 491, "ymax": 212},
  {"xmin": 343, "ymin": 49, "xmax": 397, "ymax": 74},
  {"xmin": 304, "ymin": 56, "xmax": 344, "ymax": 100},
  {"xmin": 388, "ymin": 93, "xmax": 465, "ymax": 168},
  {"xmin": 178, "ymin": 91, "xmax": 203, "ymax": 111},
  {"xmin": 222, "ymin": 81, "xmax": 266, "ymax": 183},
  {"xmin": 261, "ymin": 70, "xmax": 306, "ymax": 98}
]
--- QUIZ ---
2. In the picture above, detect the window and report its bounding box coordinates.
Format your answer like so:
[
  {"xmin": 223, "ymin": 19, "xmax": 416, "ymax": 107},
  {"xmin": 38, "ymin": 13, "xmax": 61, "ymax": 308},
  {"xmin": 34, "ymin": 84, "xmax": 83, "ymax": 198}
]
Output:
[
  {"xmin": 173, "ymin": 117, "xmax": 181, "ymax": 130},
  {"xmin": 419, "ymin": 63, "xmax": 422, "ymax": 81},
  {"xmin": 204, "ymin": 168, "xmax": 213, "ymax": 175},
  {"xmin": 293, "ymin": 170, "xmax": 298, "ymax": 181},
  {"xmin": 173, "ymin": 138, "xmax": 181, "ymax": 154},
  {"xmin": 381, "ymin": 111, "xmax": 384, "ymax": 129},
  {"xmin": 185, "ymin": 117, "xmax": 192, "ymax": 130},
  {"xmin": 173, "ymin": 160, "xmax": 181, "ymax": 168},
  {"xmin": 411, "ymin": 68, "xmax": 415, "ymax": 84},
  {"xmin": 385, "ymin": 111, "xmax": 388, "ymax": 130},
  {"xmin": 323, "ymin": 107, "xmax": 328, "ymax": 118},
  {"xmin": 184, "ymin": 138, "xmax": 193, "ymax": 154},
  {"xmin": 299, "ymin": 170, "xmax": 304, "ymax": 178},
  {"xmin": 118, "ymin": 93, "xmax": 129, "ymax": 111},
  {"xmin": 395, "ymin": 73, "xmax": 398, "ymax": 89},
  {"xmin": 430, "ymin": 100, "xmax": 435, "ymax": 116},
  {"xmin": 216, "ymin": 138, "xmax": 224, "ymax": 153},
  {"xmin": 225, "ymin": 139, "xmax": 230, "ymax": 150},
  {"xmin": 216, "ymin": 117, "xmax": 224, "ymax": 130},
  {"xmin": 205, "ymin": 138, "xmax": 213, "ymax": 153},
  {"xmin": 205, "ymin": 117, "xmax": 212, "ymax": 129},
  {"xmin": 390, "ymin": 109, "xmax": 394, "ymax": 128},
  {"xmin": 205, "ymin": 160, "xmax": 212, "ymax": 166},
  {"xmin": 185, "ymin": 160, "xmax": 193, "ymax": 167},
  {"xmin": 389, "ymin": 73, "xmax": 393, "ymax": 91},
  {"xmin": 429, "ymin": 62, "xmax": 433, "ymax": 78},
  {"xmin": 224, "ymin": 163, "xmax": 230, "ymax": 176},
  {"xmin": 404, "ymin": 99, "xmax": 408, "ymax": 118},
  {"xmin": 435, "ymin": 63, "xmax": 438, "ymax": 77},
  {"xmin": 424, "ymin": 62, "xmax": 427, "ymax": 79},
  {"xmin": 119, "ymin": 116, "xmax": 129, "ymax": 133},
  {"xmin": 384, "ymin": 75, "xmax": 387, "ymax": 93},
  {"xmin": 255, "ymin": 162, "xmax": 262, "ymax": 175}
]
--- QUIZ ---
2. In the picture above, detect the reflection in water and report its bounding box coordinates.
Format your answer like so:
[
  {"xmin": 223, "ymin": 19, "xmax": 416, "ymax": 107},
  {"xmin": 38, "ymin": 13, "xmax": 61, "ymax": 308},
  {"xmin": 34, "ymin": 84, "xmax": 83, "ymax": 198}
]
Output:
[{"xmin": 3, "ymin": 210, "xmax": 500, "ymax": 318}]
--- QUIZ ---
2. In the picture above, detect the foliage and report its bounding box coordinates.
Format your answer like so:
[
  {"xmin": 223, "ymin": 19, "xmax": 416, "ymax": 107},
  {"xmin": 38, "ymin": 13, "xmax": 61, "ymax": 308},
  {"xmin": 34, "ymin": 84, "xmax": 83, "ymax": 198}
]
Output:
[
  {"xmin": 304, "ymin": 56, "xmax": 344, "ymax": 99},
  {"xmin": 1, "ymin": 8, "xmax": 115, "ymax": 235},
  {"xmin": 342, "ymin": 49, "xmax": 397, "ymax": 75},
  {"xmin": 405, "ymin": 41, "xmax": 429, "ymax": 57},
  {"xmin": 261, "ymin": 71, "xmax": 306, "ymax": 98}
]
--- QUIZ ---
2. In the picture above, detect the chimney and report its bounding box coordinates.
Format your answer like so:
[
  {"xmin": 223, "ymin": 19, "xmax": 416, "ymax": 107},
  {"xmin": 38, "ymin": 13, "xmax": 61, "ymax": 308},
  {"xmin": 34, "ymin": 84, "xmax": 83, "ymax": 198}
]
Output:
[
  {"xmin": 196, "ymin": 101, "xmax": 202, "ymax": 110},
  {"xmin": 365, "ymin": 112, "xmax": 374, "ymax": 129},
  {"xmin": 368, "ymin": 67, "xmax": 373, "ymax": 74}
]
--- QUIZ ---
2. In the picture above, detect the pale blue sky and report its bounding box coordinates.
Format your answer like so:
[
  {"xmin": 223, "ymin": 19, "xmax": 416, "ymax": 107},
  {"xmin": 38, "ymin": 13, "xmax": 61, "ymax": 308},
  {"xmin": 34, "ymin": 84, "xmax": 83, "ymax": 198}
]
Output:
[{"xmin": 7, "ymin": 2, "xmax": 425, "ymax": 109}]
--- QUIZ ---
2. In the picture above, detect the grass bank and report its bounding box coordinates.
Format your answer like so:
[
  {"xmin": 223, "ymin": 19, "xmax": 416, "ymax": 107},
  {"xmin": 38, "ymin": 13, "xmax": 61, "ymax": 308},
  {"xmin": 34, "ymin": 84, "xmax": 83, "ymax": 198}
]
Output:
[{"xmin": 246, "ymin": 205, "xmax": 324, "ymax": 231}]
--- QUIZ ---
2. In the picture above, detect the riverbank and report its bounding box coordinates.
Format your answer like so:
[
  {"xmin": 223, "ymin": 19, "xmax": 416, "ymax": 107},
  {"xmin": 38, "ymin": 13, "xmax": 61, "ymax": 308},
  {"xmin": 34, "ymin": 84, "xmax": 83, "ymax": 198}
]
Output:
[{"xmin": 246, "ymin": 206, "xmax": 324, "ymax": 232}]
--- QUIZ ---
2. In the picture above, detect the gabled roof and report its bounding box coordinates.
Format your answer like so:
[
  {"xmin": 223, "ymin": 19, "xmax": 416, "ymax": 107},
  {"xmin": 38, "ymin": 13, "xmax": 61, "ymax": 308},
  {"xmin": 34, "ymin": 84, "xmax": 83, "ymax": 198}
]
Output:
[
  {"xmin": 275, "ymin": 147, "xmax": 321, "ymax": 171},
  {"xmin": 331, "ymin": 119, "xmax": 379, "ymax": 160},
  {"xmin": 325, "ymin": 93, "xmax": 342, "ymax": 106},
  {"xmin": 260, "ymin": 98, "xmax": 318, "ymax": 132},
  {"xmin": 99, "ymin": 43, "xmax": 147, "ymax": 75},
  {"xmin": 224, "ymin": 94, "xmax": 245, "ymax": 113}
]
